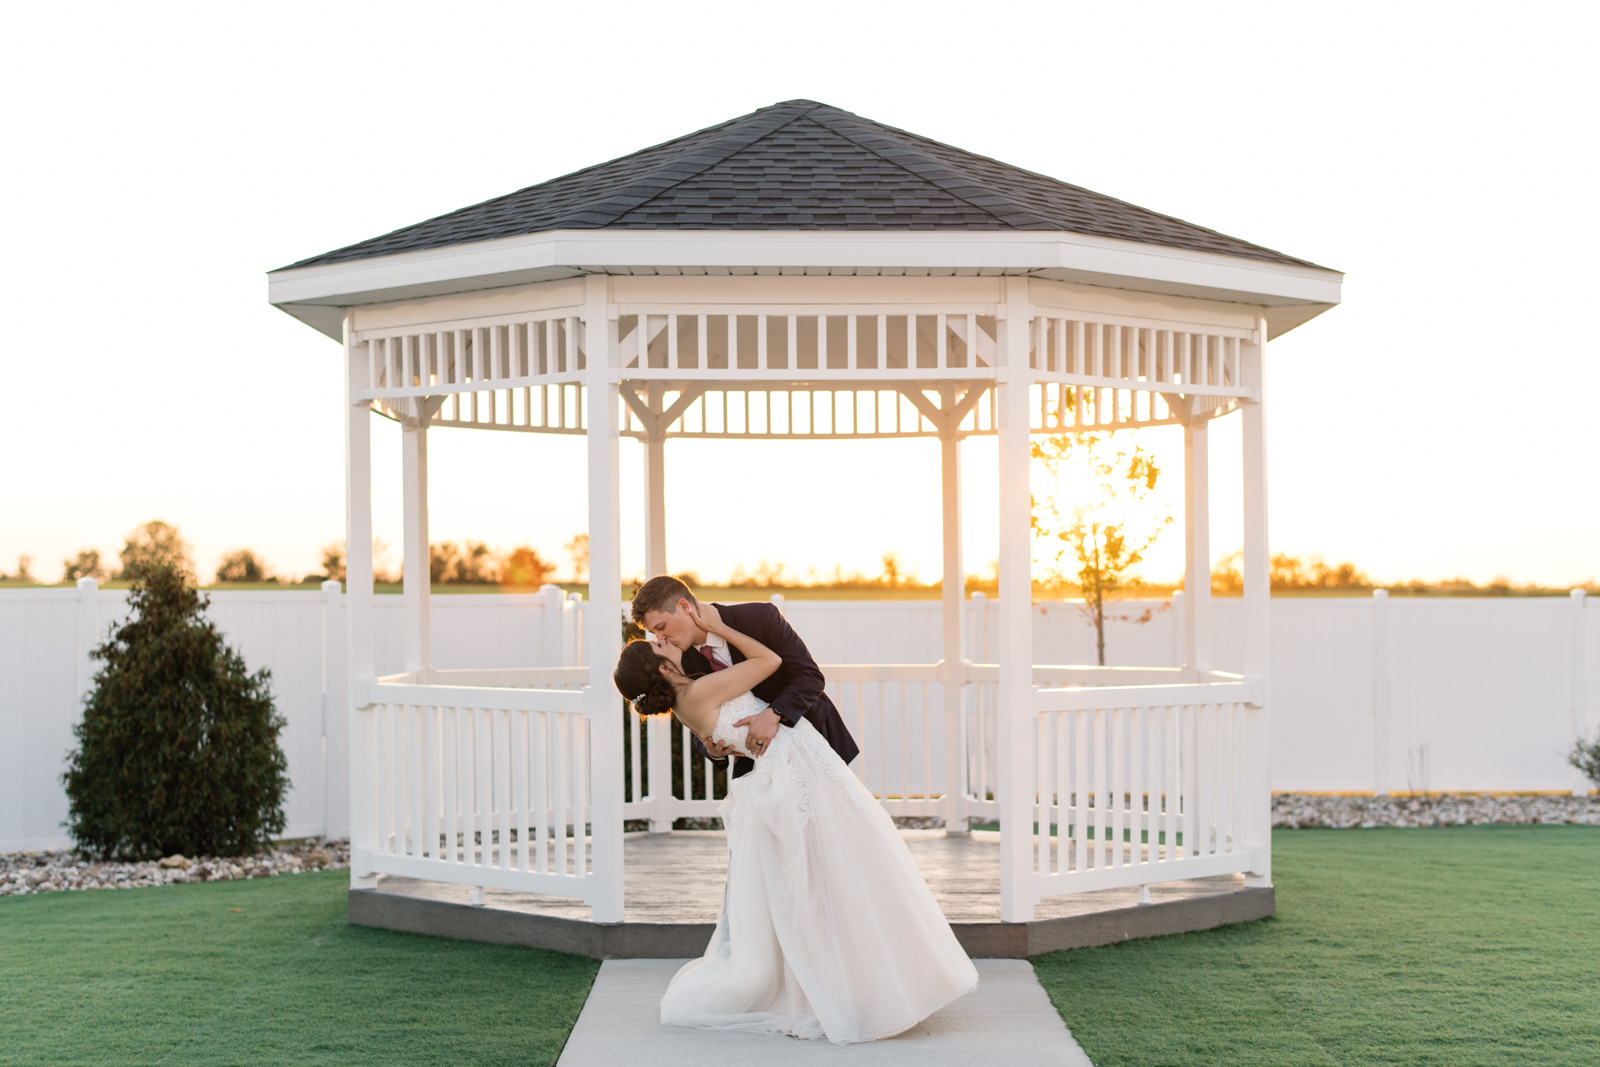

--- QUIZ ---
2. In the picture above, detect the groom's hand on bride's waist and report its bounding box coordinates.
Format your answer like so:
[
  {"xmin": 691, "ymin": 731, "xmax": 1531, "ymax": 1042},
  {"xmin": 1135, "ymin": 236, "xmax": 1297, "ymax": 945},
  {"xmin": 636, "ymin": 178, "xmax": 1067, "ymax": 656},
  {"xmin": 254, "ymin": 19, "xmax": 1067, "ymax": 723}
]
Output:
[
  {"xmin": 702, "ymin": 736, "xmax": 738, "ymax": 760},
  {"xmin": 734, "ymin": 708, "xmax": 782, "ymax": 754}
]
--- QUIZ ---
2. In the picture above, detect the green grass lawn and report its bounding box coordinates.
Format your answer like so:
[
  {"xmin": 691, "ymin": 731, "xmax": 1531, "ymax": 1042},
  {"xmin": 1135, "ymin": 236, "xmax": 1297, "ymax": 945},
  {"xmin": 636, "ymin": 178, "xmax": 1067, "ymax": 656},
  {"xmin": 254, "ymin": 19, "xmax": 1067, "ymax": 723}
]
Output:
[
  {"xmin": 6, "ymin": 828, "xmax": 1594, "ymax": 1065},
  {"xmin": 0, "ymin": 869, "xmax": 598, "ymax": 1067},
  {"xmin": 1034, "ymin": 825, "xmax": 1600, "ymax": 1067}
]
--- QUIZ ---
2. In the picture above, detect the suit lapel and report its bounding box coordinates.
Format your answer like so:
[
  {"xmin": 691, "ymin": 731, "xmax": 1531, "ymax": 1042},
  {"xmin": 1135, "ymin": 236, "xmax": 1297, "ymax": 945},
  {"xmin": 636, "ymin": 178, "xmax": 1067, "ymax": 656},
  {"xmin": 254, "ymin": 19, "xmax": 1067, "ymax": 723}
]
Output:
[
  {"xmin": 714, "ymin": 603, "xmax": 748, "ymax": 666},
  {"xmin": 682, "ymin": 645, "xmax": 711, "ymax": 675}
]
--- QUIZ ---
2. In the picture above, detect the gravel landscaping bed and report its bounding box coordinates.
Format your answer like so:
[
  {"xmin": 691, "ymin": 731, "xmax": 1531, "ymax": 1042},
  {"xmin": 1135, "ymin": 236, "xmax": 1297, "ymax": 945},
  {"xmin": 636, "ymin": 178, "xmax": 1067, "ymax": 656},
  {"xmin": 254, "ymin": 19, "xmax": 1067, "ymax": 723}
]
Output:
[
  {"xmin": 1273, "ymin": 792, "xmax": 1600, "ymax": 828},
  {"xmin": 8, "ymin": 796, "xmax": 1594, "ymax": 895},
  {"xmin": 0, "ymin": 838, "xmax": 350, "ymax": 896}
]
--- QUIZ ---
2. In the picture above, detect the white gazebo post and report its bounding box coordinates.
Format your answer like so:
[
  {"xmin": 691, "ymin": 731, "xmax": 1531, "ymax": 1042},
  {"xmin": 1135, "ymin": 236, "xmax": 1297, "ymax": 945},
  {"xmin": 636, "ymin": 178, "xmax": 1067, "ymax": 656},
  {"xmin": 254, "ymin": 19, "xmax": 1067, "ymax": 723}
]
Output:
[
  {"xmin": 640, "ymin": 383, "xmax": 674, "ymax": 832},
  {"xmin": 996, "ymin": 277, "xmax": 1035, "ymax": 923},
  {"xmin": 939, "ymin": 383, "xmax": 968, "ymax": 834},
  {"xmin": 400, "ymin": 406, "xmax": 431, "ymax": 676},
  {"xmin": 1240, "ymin": 316, "xmax": 1272, "ymax": 887},
  {"xmin": 584, "ymin": 276, "xmax": 625, "ymax": 923},
  {"xmin": 1183, "ymin": 398, "xmax": 1212, "ymax": 677},
  {"xmin": 1572, "ymin": 588, "xmax": 1589, "ymax": 796},
  {"xmin": 642, "ymin": 385, "xmax": 668, "ymax": 574},
  {"xmin": 343, "ymin": 310, "xmax": 378, "ymax": 889}
]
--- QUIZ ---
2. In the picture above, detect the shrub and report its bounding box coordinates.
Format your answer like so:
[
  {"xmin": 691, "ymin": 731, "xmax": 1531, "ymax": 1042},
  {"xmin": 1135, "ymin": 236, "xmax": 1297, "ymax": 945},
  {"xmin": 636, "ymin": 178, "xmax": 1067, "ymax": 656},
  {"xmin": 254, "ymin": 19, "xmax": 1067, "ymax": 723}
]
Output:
[
  {"xmin": 1570, "ymin": 731, "xmax": 1600, "ymax": 787},
  {"xmin": 118, "ymin": 519, "xmax": 193, "ymax": 581},
  {"xmin": 319, "ymin": 541, "xmax": 346, "ymax": 582},
  {"xmin": 62, "ymin": 549, "xmax": 106, "ymax": 582},
  {"xmin": 215, "ymin": 548, "xmax": 272, "ymax": 583},
  {"xmin": 500, "ymin": 545, "xmax": 555, "ymax": 587},
  {"xmin": 431, "ymin": 540, "xmax": 498, "ymax": 584},
  {"xmin": 61, "ymin": 561, "xmax": 289, "ymax": 859}
]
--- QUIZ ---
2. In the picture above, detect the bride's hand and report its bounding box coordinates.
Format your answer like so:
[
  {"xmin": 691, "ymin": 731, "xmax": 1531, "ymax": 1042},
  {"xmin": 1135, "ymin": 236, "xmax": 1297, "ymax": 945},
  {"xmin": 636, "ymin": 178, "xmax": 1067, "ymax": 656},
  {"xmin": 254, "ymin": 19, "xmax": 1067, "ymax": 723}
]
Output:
[{"xmin": 688, "ymin": 599, "xmax": 723, "ymax": 634}]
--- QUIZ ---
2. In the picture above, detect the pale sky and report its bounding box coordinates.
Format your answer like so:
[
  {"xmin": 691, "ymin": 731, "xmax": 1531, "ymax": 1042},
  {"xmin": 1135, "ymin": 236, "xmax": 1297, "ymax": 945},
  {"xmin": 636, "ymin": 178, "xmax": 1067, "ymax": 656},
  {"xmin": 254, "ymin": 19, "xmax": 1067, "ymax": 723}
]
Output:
[{"xmin": 3, "ymin": 2, "xmax": 1595, "ymax": 588}]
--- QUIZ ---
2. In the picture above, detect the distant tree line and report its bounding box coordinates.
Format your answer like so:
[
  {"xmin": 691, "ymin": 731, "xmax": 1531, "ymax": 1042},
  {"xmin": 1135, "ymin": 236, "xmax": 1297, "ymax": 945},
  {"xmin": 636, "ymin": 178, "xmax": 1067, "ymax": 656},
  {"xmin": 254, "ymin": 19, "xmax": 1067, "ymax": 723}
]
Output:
[
  {"xmin": 10, "ymin": 519, "xmax": 1593, "ymax": 596},
  {"xmin": 716, "ymin": 551, "xmax": 931, "ymax": 591},
  {"xmin": 1209, "ymin": 551, "xmax": 1373, "ymax": 594},
  {"xmin": 58, "ymin": 520, "xmax": 198, "ymax": 583},
  {"xmin": 1204, "ymin": 552, "xmax": 1587, "ymax": 596},
  {"xmin": 32, "ymin": 521, "xmax": 580, "ymax": 588}
]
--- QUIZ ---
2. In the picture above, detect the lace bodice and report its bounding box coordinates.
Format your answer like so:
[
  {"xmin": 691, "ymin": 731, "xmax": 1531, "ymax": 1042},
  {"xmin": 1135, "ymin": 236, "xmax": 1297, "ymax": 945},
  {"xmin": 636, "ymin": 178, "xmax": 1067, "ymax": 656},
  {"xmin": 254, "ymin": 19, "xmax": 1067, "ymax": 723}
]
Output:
[{"xmin": 709, "ymin": 691, "xmax": 770, "ymax": 759}]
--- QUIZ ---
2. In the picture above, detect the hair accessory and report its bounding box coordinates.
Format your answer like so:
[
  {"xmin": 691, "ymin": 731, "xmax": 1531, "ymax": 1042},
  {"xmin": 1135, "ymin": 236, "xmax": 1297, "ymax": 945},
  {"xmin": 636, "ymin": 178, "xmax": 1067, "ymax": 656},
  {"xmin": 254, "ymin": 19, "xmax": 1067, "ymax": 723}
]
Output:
[{"xmin": 631, "ymin": 691, "xmax": 649, "ymax": 707}]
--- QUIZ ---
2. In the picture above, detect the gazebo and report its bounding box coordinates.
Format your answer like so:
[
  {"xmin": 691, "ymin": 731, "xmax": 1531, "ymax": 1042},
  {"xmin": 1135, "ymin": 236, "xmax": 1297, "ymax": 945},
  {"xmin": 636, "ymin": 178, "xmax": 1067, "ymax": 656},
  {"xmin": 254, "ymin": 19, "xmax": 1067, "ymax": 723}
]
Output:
[{"xmin": 269, "ymin": 100, "xmax": 1341, "ymax": 947}]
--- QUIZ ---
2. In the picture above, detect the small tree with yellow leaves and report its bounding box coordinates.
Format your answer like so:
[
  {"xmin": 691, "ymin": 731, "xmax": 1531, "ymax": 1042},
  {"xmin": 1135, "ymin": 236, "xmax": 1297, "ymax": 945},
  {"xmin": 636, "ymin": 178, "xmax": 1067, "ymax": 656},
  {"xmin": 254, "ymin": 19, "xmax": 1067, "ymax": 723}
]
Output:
[{"xmin": 1032, "ymin": 432, "xmax": 1173, "ymax": 666}]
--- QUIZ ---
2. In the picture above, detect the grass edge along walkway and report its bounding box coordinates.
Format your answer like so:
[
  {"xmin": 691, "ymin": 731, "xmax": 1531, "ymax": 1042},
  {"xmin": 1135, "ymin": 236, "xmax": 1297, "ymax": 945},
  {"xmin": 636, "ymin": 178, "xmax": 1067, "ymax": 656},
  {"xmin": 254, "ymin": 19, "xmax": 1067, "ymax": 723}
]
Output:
[
  {"xmin": 0, "ymin": 868, "xmax": 599, "ymax": 1067},
  {"xmin": 1033, "ymin": 825, "xmax": 1600, "ymax": 1067}
]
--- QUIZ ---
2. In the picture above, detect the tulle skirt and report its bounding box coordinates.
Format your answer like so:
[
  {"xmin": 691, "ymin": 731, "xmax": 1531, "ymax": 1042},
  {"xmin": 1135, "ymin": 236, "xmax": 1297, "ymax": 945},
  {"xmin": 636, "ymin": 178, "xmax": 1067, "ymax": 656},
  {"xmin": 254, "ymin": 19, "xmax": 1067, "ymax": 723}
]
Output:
[{"xmin": 659, "ymin": 719, "xmax": 978, "ymax": 1044}]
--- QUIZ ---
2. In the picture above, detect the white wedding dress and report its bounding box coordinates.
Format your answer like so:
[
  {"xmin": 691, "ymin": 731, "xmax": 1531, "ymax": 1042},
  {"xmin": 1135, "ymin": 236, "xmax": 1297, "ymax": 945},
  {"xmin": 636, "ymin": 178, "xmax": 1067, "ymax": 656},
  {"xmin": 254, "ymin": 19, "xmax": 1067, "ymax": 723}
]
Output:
[{"xmin": 660, "ymin": 691, "xmax": 978, "ymax": 1044}]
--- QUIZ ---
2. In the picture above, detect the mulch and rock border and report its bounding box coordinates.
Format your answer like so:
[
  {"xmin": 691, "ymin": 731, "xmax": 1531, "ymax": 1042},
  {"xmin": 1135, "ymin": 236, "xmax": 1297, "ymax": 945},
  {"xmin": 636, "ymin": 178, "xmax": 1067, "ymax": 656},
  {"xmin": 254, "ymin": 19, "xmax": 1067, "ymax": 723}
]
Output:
[
  {"xmin": 1, "ymin": 838, "xmax": 350, "ymax": 897},
  {"xmin": 6, "ymin": 795, "xmax": 1594, "ymax": 896},
  {"xmin": 1272, "ymin": 792, "xmax": 1600, "ymax": 829}
]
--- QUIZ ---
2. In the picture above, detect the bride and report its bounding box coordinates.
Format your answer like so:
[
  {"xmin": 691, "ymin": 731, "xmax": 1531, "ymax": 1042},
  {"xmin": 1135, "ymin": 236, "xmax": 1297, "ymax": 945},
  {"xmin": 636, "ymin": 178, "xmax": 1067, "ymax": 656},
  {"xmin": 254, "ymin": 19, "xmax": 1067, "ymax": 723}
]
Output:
[{"xmin": 612, "ymin": 601, "xmax": 977, "ymax": 1045}]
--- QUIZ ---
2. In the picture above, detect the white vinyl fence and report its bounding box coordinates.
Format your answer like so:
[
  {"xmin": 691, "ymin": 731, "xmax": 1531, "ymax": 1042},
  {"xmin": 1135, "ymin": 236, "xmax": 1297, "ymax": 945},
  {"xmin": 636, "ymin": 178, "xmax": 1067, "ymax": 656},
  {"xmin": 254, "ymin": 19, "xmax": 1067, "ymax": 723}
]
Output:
[{"xmin": 1, "ymin": 586, "xmax": 1593, "ymax": 852}]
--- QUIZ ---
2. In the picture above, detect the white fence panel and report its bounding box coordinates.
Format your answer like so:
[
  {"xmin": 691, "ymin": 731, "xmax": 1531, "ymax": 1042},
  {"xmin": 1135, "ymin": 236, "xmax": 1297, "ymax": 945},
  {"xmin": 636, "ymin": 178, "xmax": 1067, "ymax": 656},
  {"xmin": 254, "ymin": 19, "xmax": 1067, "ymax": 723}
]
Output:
[
  {"xmin": 779, "ymin": 600, "xmax": 943, "ymax": 663},
  {"xmin": 1, "ymin": 586, "xmax": 351, "ymax": 851},
  {"xmin": 1249, "ymin": 600, "xmax": 1375, "ymax": 793},
  {"xmin": 1032, "ymin": 599, "xmax": 1179, "ymax": 667},
  {"xmin": 0, "ymin": 591, "xmax": 82, "ymax": 851},
  {"xmin": 204, "ymin": 592, "xmax": 332, "ymax": 840},
  {"xmin": 1384, "ymin": 599, "xmax": 1576, "ymax": 793},
  {"xmin": 826, "ymin": 671, "xmax": 948, "ymax": 814},
  {"xmin": 3, "ymin": 589, "xmax": 1595, "ymax": 854},
  {"xmin": 373, "ymin": 593, "xmax": 561, "ymax": 675},
  {"xmin": 1584, "ymin": 597, "xmax": 1599, "ymax": 792}
]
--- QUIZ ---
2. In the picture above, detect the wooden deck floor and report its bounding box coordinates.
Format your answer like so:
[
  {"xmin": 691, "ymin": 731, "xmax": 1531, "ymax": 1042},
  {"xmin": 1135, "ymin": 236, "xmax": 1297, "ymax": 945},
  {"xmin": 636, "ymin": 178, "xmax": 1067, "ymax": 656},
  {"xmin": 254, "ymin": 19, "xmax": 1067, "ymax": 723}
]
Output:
[{"xmin": 367, "ymin": 829, "xmax": 1253, "ymax": 926}]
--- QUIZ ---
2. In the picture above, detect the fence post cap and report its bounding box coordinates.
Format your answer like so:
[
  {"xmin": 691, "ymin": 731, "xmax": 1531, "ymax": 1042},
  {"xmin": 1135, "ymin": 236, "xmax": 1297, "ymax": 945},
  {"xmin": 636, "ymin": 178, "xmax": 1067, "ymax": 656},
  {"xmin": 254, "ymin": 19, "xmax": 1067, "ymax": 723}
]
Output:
[
  {"xmin": 75, "ymin": 577, "xmax": 97, "ymax": 591},
  {"xmin": 1571, "ymin": 588, "xmax": 1588, "ymax": 601},
  {"xmin": 320, "ymin": 579, "xmax": 342, "ymax": 594},
  {"xmin": 1372, "ymin": 588, "xmax": 1389, "ymax": 600}
]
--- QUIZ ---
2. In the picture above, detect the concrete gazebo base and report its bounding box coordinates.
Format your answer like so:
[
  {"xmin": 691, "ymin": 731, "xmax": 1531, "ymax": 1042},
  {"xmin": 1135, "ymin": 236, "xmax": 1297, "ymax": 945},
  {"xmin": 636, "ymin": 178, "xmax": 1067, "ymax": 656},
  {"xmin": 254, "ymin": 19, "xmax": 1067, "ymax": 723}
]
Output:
[{"xmin": 348, "ymin": 830, "xmax": 1274, "ymax": 960}]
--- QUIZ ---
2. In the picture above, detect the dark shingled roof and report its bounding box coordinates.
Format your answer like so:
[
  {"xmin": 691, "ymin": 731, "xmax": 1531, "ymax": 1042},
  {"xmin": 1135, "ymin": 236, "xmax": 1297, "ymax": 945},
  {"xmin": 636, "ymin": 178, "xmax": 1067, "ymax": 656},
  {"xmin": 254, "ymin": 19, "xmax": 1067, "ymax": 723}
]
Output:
[{"xmin": 282, "ymin": 100, "xmax": 1315, "ymax": 271}]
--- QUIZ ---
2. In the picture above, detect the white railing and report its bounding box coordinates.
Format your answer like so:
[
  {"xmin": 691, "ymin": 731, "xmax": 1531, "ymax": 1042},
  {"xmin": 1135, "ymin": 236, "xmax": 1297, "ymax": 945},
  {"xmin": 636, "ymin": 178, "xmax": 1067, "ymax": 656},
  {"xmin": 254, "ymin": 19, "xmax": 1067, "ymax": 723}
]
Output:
[
  {"xmin": 826, "ymin": 663, "xmax": 942, "ymax": 814},
  {"xmin": 356, "ymin": 681, "xmax": 593, "ymax": 897},
  {"xmin": 618, "ymin": 307, "xmax": 998, "ymax": 380},
  {"xmin": 1029, "ymin": 316, "xmax": 1254, "ymax": 431},
  {"xmin": 624, "ymin": 385, "xmax": 993, "ymax": 440},
  {"xmin": 1030, "ymin": 317, "xmax": 1250, "ymax": 394},
  {"xmin": 620, "ymin": 662, "xmax": 958, "ymax": 823},
  {"xmin": 617, "ymin": 713, "xmax": 732, "ymax": 824},
  {"xmin": 1029, "ymin": 681, "xmax": 1260, "ymax": 895},
  {"xmin": 6, "ymin": 587, "xmax": 1593, "ymax": 854},
  {"xmin": 346, "ymin": 307, "xmax": 1261, "ymax": 441},
  {"xmin": 615, "ymin": 661, "xmax": 1247, "ymax": 836},
  {"xmin": 355, "ymin": 311, "xmax": 589, "ymax": 434}
]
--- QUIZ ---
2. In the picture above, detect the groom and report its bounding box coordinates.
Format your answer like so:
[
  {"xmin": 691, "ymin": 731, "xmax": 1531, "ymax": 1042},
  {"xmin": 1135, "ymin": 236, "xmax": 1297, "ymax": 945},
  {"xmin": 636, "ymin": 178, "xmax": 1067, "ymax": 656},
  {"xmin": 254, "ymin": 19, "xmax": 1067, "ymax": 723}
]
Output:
[{"xmin": 632, "ymin": 575, "xmax": 859, "ymax": 778}]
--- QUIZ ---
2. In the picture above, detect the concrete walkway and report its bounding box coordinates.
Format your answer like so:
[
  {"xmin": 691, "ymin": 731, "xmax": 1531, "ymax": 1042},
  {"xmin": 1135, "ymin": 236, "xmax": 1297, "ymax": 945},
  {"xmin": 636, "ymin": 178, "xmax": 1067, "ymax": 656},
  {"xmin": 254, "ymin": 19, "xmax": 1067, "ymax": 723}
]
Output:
[{"xmin": 556, "ymin": 958, "xmax": 1094, "ymax": 1066}]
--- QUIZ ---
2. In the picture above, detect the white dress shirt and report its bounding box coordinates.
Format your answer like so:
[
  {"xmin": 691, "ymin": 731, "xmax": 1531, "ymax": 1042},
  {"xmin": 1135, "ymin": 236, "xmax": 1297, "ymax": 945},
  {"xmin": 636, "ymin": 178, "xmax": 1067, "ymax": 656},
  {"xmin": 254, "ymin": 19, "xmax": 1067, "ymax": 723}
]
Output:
[{"xmin": 698, "ymin": 628, "xmax": 731, "ymax": 669}]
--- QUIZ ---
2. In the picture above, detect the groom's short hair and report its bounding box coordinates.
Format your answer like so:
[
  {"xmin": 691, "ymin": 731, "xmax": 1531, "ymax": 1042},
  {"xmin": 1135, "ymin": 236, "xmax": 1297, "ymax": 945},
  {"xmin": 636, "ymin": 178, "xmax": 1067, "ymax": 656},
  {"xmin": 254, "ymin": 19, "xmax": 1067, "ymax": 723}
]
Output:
[{"xmin": 632, "ymin": 575, "xmax": 695, "ymax": 623}]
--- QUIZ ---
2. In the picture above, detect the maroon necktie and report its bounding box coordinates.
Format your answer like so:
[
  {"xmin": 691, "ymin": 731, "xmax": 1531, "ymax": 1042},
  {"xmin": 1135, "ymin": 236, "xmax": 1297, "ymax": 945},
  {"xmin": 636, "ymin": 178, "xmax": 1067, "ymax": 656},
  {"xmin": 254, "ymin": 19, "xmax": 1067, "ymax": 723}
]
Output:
[{"xmin": 700, "ymin": 646, "xmax": 728, "ymax": 671}]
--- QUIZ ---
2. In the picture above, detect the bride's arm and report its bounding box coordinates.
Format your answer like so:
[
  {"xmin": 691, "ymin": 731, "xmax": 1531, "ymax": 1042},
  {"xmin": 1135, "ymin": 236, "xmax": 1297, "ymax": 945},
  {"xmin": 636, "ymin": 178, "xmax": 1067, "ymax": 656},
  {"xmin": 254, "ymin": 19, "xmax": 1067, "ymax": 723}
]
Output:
[{"xmin": 680, "ymin": 601, "xmax": 779, "ymax": 710}]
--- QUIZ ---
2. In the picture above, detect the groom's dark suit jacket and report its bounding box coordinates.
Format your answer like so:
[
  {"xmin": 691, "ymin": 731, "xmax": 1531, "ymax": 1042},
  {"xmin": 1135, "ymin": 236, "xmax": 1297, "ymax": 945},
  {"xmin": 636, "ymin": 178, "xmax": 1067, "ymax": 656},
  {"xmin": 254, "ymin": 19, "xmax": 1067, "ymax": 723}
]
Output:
[{"xmin": 684, "ymin": 601, "xmax": 859, "ymax": 780}]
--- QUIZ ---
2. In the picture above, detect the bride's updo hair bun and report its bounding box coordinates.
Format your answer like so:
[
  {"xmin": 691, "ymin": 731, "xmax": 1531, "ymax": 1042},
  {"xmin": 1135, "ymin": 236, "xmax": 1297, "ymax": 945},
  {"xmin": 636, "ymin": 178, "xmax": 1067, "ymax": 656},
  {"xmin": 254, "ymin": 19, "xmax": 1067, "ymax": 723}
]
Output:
[{"xmin": 614, "ymin": 640, "xmax": 677, "ymax": 717}]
